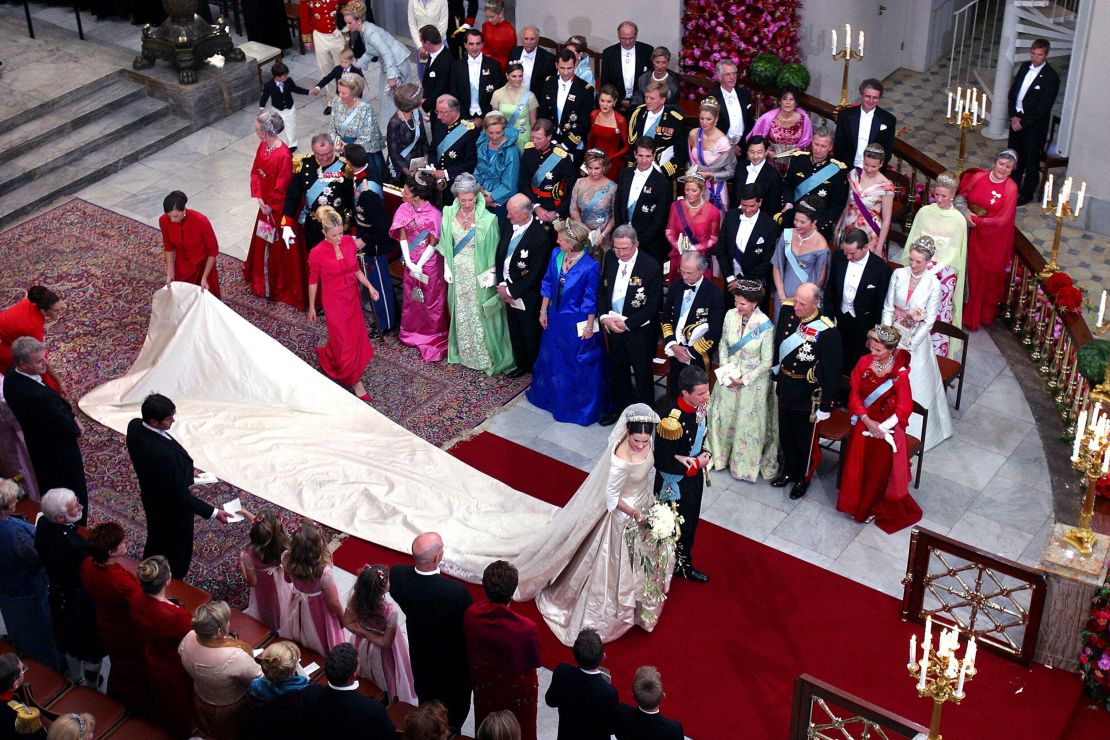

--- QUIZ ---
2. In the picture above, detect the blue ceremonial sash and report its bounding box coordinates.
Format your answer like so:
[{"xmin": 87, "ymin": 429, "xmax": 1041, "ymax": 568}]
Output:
[
  {"xmin": 505, "ymin": 229, "xmax": 525, "ymax": 260},
  {"xmin": 728, "ymin": 320, "xmax": 770, "ymax": 356},
  {"xmin": 302, "ymin": 158, "xmax": 345, "ymax": 223},
  {"xmin": 690, "ymin": 414, "xmax": 706, "ymax": 456},
  {"xmin": 338, "ymin": 104, "xmax": 362, "ymax": 144},
  {"xmin": 531, "ymin": 148, "xmax": 566, "ymax": 188},
  {"xmin": 644, "ymin": 112, "xmax": 660, "ymax": 138},
  {"xmin": 851, "ymin": 376, "xmax": 896, "ymax": 425},
  {"xmin": 658, "ymin": 413, "xmax": 707, "ymax": 502},
  {"xmin": 675, "ymin": 202, "xmax": 699, "ymax": 244},
  {"xmin": 794, "ymin": 161, "xmax": 840, "ymax": 202},
  {"xmin": 584, "ymin": 183, "xmax": 611, "ymax": 211},
  {"xmin": 437, "ymin": 121, "xmax": 469, "ymax": 161},
  {"xmin": 781, "ymin": 229, "xmax": 809, "ymax": 284},
  {"xmin": 400, "ymin": 110, "xmax": 422, "ymax": 160},
  {"xmin": 508, "ymin": 92, "xmax": 531, "ymax": 129},
  {"xmin": 452, "ymin": 227, "xmax": 477, "ymax": 257},
  {"xmin": 773, "ymin": 319, "xmax": 828, "ymax": 374},
  {"xmin": 357, "ymin": 177, "xmax": 382, "ymax": 198}
]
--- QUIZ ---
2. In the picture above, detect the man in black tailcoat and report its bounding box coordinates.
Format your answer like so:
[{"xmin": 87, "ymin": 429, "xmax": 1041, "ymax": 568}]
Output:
[
  {"xmin": 126, "ymin": 393, "xmax": 230, "ymax": 579},
  {"xmin": 3, "ymin": 337, "xmax": 88, "ymax": 525},
  {"xmin": 598, "ymin": 225, "xmax": 663, "ymax": 425},
  {"xmin": 419, "ymin": 25, "xmax": 454, "ymax": 142},
  {"xmin": 389, "ymin": 532, "xmax": 473, "ymax": 732},
  {"xmin": 450, "ymin": 28, "xmax": 505, "ymax": 118},
  {"xmin": 496, "ymin": 194, "xmax": 551, "ymax": 378},
  {"xmin": 660, "ymin": 252, "xmax": 724, "ymax": 401},
  {"xmin": 717, "ymin": 183, "xmax": 779, "ymax": 303},
  {"xmin": 509, "ymin": 25, "xmax": 556, "ymax": 96},
  {"xmin": 833, "ymin": 78, "xmax": 896, "ymax": 168},
  {"xmin": 614, "ymin": 139, "xmax": 672, "ymax": 267},
  {"xmin": 1006, "ymin": 38, "xmax": 1061, "ymax": 205},
  {"xmin": 710, "ymin": 59, "xmax": 755, "ymax": 155},
  {"xmin": 600, "ymin": 20, "xmax": 653, "ymax": 114},
  {"xmin": 824, "ymin": 228, "xmax": 892, "ymax": 369},
  {"xmin": 546, "ymin": 627, "xmax": 618, "ymax": 740}
]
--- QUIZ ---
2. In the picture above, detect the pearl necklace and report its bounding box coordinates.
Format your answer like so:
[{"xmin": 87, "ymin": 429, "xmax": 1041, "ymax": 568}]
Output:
[
  {"xmin": 687, "ymin": 198, "xmax": 705, "ymax": 210},
  {"xmin": 988, "ymin": 172, "xmax": 1007, "ymax": 184},
  {"xmin": 796, "ymin": 229, "xmax": 815, "ymax": 243},
  {"xmin": 399, "ymin": 112, "xmax": 416, "ymax": 132},
  {"xmin": 458, "ymin": 209, "xmax": 475, "ymax": 228}
]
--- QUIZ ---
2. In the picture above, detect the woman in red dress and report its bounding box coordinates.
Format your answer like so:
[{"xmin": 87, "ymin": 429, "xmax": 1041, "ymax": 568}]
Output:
[
  {"xmin": 480, "ymin": 0, "xmax": 515, "ymax": 72},
  {"xmin": 79, "ymin": 522, "xmax": 145, "ymax": 708},
  {"xmin": 307, "ymin": 205, "xmax": 379, "ymax": 402},
  {"xmin": 957, "ymin": 149, "xmax": 1019, "ymax": 330},
  {"xmin": 243, "ymin": 111, "xmax": 306, "ymax": 309},
  {"xmin": 836, "ymin": 325, "xmax": 921, "ymax": 534},
  {"xmin": 130, "ymin": 555, "xmax": 194, "ymax": 736},
  {"xmin": 159, "ymin": 190, "xmax": 221, "ymax": 298},
  {"xmin": 0, "ymin": 286, "xmax": 65, "ymax": 392},
  {"xmin": 587, "ymin": 85, "xmax": 629, "ymax": 181}
]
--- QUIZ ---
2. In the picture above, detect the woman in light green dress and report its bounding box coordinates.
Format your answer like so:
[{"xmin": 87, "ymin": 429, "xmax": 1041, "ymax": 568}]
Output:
[
  {"xmin": 437, "ymin": 173, "xmax": 515, "ymax": 375},
  {"xmin": 904, "ymin": 174, "xmax": 968, "ymax": 355},
  {"xmin": 489, "ymin": 63, "xmax": 537, "ymax": 154},
  {"xmin": 708, "ymin": 280, "xmax": 779, "ymax": 482}
]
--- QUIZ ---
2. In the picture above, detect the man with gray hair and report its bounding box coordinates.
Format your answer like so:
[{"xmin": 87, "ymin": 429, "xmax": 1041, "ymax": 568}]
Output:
[
  {"xmin": 598, "ymin": 225, "xmax": 663, "ymax": 425},
  {"xmin": 710, "ymin": 59, "xmax": 754, "ymax": 155},
  {"xmin": 3, "ymin": 336, "xmax": 88, "ymax": 524},
  {"xmin": 660, "ymin": 252, "xmax": 725, "ymax": 400},
  {"xmin": 600, "ymin": 21, "xmax": 653, "ymax": 114},
  {"xmin": 508, "ymin": 25, "xmax": 556, "ymax": 96},
  {"xmin": 496, "ymin": 194, "xmax": 551, "ymax": 377},
  {"xmin": 782, "ymin": 125, "xmax": 847, "ymax": 241}
]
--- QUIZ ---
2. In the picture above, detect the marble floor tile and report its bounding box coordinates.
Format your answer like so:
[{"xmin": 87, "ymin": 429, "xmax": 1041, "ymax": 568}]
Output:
[
  {"xmin": 908, "ymin": 473, "xmax": 979, "ymax": 528},
  {"xmin": 852, "ymin": 516, "xmax": 949, "ymax": 561},
  {"xmin": 972, "ymin": 373, "xmax": 1034, "ymax": 422},
  {"xmin": 951, "ymin": 404, "xmax": 1033, "ymax": 457},
  {"xmin": 718, "ymin": 475, "xmax": 806, "ymax": 515},
  {"xmin": 830, "ymin": 540, "xmax": 907, "ymax": 598},
  {"xmin": 533, "ymin": 415, "xmax": 612, "ymax": 459},
  {"xmin": 761, "ymin": 534, "xmax": 835, "ymax": 570},
  {"xmin": 100, "ymin": 162, "xmax": 175, "ymax": 195},
  {"xmin": 701, "ymin": 491, "xmax": 787, "ymax": 543},
  {"xmin": 769, "ymin": 498, "xmax": 859, "ymax": 559},
  {"xmin": 967, "ymin": 476, "xmax": 1053, "ymax": 535},
  {"xmin": 923, "ymin": 440, "xmax": 1007, "ymax": 491},
  {"xmin": 946, "ymin": 511, "xmax": 1035, "ymax": 562},
  {"xmin": 962, "ymin": 342, "xmax": 1011, "ymax": 388},
  {"xmin": 482, "ymin": 403, "xmax": 553, "ymax": 447},
  {"xmin": 947, "ymin": 380, "xmax": 985, "ymax": 420},
  {"xmin": 1017, "ymin": 516, "xmax": 1055, "ymax": 568},
  {"xmin": 75, "ymin": 181, "xmax": 131, "ymax": 209},
  {"xmin": 526, "ymin": 437, "xmax": 592, "ymax": 472},
  {"xmin": 176, "ymin": 127, "xmax": 243, "ymax": 157}
]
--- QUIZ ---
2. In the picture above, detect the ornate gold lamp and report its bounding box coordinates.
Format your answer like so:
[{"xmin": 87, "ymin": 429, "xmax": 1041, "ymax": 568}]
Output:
[
  {"xmin": 907, "ymin": 616, "xmax": 977, "ymax": 740},
  {"xmin": 831, "ymin": 25, "xmax": 864, "ymax": 110},
  {"xmin": 945, "ymin": 87, "xmax": 985, "ymax": 175}
]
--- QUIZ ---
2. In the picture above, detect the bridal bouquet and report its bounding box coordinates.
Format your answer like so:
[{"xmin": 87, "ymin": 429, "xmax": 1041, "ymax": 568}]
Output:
[
  {"xmin": 646, "ymin": 502, "xmax": 682, "ymax": 543},
  {"xmin": 626, "ymin": 502, "xmax": 684, "ymax": 606}
]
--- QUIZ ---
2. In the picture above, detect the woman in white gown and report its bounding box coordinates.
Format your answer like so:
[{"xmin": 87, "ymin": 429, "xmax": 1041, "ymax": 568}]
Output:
[
  {"xmin": 513, "ymin": 403, "xmax": 674, "ymax": 646},
  {"xmin": 882, "ymin": 236, "xmax": 954, "ymax": 450}
]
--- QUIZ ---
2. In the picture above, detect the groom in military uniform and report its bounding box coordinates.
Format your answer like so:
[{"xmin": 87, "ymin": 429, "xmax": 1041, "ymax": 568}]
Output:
[
  {"xmin": 519, "ymin": 118, "xmax": 577, "ymax": 229},
  {"xmin": 781, "ymin": 126, "xmax": 847, "ymax": 242},
  {"xmin": 654, "ymin": 365, "xmax": 712, "ymax": 583},
  {"xmin": 281, "ymin": 132, "xmax": 353, "ymax": 250},
  {"xmin": 772, "ymin": 282, "xmax": 843, "ymax": 500}
]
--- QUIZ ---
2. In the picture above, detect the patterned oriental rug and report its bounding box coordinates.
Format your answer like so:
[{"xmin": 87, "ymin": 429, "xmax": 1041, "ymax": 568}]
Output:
[{"xmin": 0, "ymin": 199, "xmax": 528, "ymax": 604}]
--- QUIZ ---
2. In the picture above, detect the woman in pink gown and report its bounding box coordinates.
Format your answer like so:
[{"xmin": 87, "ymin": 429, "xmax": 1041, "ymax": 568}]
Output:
[
  {"xmin": 687, "ymin": 98, "xmax": 736, "ymax": 211},
  {"xmin": 956, "ymin": 150, "xmax": 1019, "ymax": 331},
  {"xmin": 307, "ymin": 205, "xmax": 379, "ymax": 402},
  {"xmin": 343, "ymin": 565, "xmax": 417, "ymax": 703},
  {"xmin": 239, "ymin": 513, "xmax": 294, "ymax": 633},
  {"xmin": 664, "ymin": 171, "xmax": 721, "ymax": 277},
  {"xmin": 836, "ymin": 143, "xmax": 895, "ymax": 256},
  {"xmin": 748, "ymin": 86, "xmax": 813, "ymax": 178},
  {"xmin": 282, "ymin": 520, "xmax": 347, "ymax": 655},
  {"xmin": 243, "ymin": 112, "xmax": 306, "ymax": 310},
  {"xmin": 389, "ymin": 172, "xmax": 448, "ymax": 361}
]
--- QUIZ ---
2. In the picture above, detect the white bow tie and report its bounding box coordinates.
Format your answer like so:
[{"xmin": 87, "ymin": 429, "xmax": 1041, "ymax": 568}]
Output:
[
  {"xmin": 747, "ymin": 163, "xmax": 760, "ymax": 173},
  {"xmin": 739, "ymin": 214, "xmax": 757, "ymax": 223}
]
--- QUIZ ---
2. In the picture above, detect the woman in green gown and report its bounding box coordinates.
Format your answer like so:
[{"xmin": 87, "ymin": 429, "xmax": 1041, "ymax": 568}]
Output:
[{"xmin": 437, "ymin": 173, "xmax": 516, "ymax": 375}]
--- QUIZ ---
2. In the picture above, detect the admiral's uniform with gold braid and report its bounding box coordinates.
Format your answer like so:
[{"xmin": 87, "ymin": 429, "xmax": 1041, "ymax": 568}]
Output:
[
  {"xmin": 432, "ymin": 117, "xmax": 480, "ymax": 205},
  {"xmin": 653, "ymin": 395, "xmax": 709, "ymax": 569},
  {"xmin": 282, "ymin": 153, "xmax": 354, "ymax": 250},
  {"xmin": 519, "ymin": 141, "xmax": 577, "ymax": 219},
  {"xmin": 3, "ymin": 698, "xmax": 44, "ymax": 739},
  {"xmin": 660, "ymin": 277, "xmax": 725, "ymax": 400},
  {"xmin": 627, "ymin": 104, "xmax": 688, "ymax": 178},
  {"xmin": 772, "ymin": 302, "xmax": 843, "ymax": 484},
  {"xmin": 783, "ymin": 152, "xmax": 848, "ymax": 241}
]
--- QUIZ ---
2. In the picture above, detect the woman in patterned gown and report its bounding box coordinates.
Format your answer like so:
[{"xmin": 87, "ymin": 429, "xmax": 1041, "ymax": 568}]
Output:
[
  {"xmin": 569, "ymin": 149, "xmax": 617, "ymax": 254},
  {"xmin": 707, "ymin": 281, "xmax": 779, "ymax": 482},
  {"xmin": 330, "ymin": 73, "xmax": 386, "ymax": 183},
  {"xmin": 687, "ymin": 98, "xmax": 736, "ymax": 211},
  {"xmin": 904, "ymin": 174, "xmax": 968, "ymax": 355},
  {"xmin": 282, "ymin": 521, "xmax": 347, "ymax": 655},
  {"xmin": 771, "ymin": 196, "xmax": 830, "ymax": 318},
  {"xmin": 837, "ymin": 142, "xmax": 895, "ymax": 256},
  {"xmin": 664, "ymin": 170, "xmax": 721, "ymax": 277},
  {"xmin": 437, "ymin": 174, "xmax": 515, "ymax": 375},
  {"xmin": 343, "ymin": 565, "xmax": 417, "ymax": 704},
  {"xmin": 490, "ymin": 63, "xmax": 537, "ymax": 154},
  {"xmin": 514, "ymin": 404, "xmax": 673, "ymax": 646},
  {"xmin": 748, "ymin": 86, "xmax": 813, "ymax": 178},
  {"xmin": 389, "ymin": 172, "xmax": 448, "ymax": 362},
  {"xmin": 587, "ymin": 85, "xmax": 629, "ymax": 181}
]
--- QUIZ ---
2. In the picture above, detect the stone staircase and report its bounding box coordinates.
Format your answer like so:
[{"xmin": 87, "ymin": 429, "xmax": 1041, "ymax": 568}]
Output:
[{"xmin": 0, "ymin": 72, "xmax": 192, "ymax": 228}]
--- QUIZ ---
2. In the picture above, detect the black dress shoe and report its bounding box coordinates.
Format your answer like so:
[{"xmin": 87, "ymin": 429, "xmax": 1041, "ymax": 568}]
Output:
[
  {"xmin": 323, "ymin": 105, "xmax": 332, "ymax": 115},
  {"xmin": 599, "ymin": 412, "xmax": 620, "ymax": 427},
  {"xmin": 507, "ymin": 368, "xmax": 528, "ymax": 379},
  {"xmin": 789, "ymin": 479, "xmax": 810, "ymax": 500},
  {"xmin": 769, "ymin": 473, "xmax": 793, "ymax": 488},
  {"xmin": 677, "ymin": 566, "xmax": 710, "ymax": 583}
]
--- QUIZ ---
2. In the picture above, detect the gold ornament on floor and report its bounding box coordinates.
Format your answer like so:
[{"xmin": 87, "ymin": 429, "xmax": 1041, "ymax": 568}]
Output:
[
  {"xmin": 907, "ymin": 616, "xmax": 978, "ymax": 740},
  {"xmin": 1038, "ymin": 175, "xmax": 1087, "ymax": 279},
  {"xmin": 830, "ymin": 24, "xmax": 865, "ymax": 110},
  {"xmin": 944, "ymin": 86, "xmax": 986, "ymax": 175}
]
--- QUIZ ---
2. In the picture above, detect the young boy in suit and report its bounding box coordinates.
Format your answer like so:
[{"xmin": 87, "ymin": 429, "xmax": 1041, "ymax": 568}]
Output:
[
  {"xmin": 310, "ymin": 46, "xmax": 366, "ymax": 115},
  {"xmin": 259, "ymin": 61, "xmax": 311, "ymax": 151}
]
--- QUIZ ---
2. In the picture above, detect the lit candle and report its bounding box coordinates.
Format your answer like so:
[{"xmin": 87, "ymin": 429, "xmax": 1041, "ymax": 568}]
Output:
[
  {"xmin": 981, "ymin": 93, "xmax": 987, "ymax": 120},
  {"xmin": 1073, "ymin": 409, "xmax": 1086, "ymax": 460},
  {"xmin": 924, "ymin": 615, "xmax": 933, "ymax": 653},
  {"xmin": 832, "ymin": 29, "xmax": 837, "ymax": 55},
  {"xmin": 1097, "ymin": 289, "xmax": 1106, "ymax": 327},
  {"xmin": 846, "ymin": 24, "xmax": 851, "ymax": 52},
  {"xmin": 947, "ymin": 91, "xmax": 953, "ymax": 119},
  {"xmin": 1077, "ymin": 181, "xmax": 1086, "ymax": 214},
  {"xmin": 1044, "ymin": 174, "xmax": 1053, "ymax": 209},
  {"xmin": 918, "ymin": 658, "xmax": 928, "ymax": 691},
  {"xmin": 967, "ymin": 637, "xmax": 977, "ymax": 663},
  {"xmin": 956, "ymin": 658, "xmax": 968, "ymax": 695},
  {"xmin": 910, "ymin": 634, "xmax": 917, "ymax": 665},
  {"xmin": 966, "ymin": 88, "xmax": 972, "ymax": 114},
  {"xmin": 1102, "ymin": 446, "xmax": 1109, "ymax": 474},
  {"xmin": 859, "ymin": 31, "xmax": 865, "ymax": 56}
]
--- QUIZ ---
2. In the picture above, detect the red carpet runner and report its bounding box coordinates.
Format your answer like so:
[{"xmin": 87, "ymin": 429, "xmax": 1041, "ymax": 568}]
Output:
[{"xmin": 334, "ymin": 432, "xmax": 1102, "ymax": 738}]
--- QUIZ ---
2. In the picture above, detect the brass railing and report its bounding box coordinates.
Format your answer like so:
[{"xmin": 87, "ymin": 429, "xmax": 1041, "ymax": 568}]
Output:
[
  {"xmin": 789, "ymin": 674, "xmax": 929, "ymax": 739},
  {"xmin": 901, "ymin": 528, "xmax": 1047, "ymax": 666}
]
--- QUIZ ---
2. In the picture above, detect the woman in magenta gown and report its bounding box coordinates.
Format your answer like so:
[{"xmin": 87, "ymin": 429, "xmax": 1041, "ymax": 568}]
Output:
[
  {"xmin": 664, "ymin": 171, "xmax": 721, "ymax": 277},
  {"xmin": 389, "ymin": 172, "xmax": 449, "ymax": 362},
  {"xmin": 836, "ymin": 325, "xmax": 921, "ymax": 534},
  {"xmin": 240, "ymin": 513, "xmax": 293, "ymax": 633},
  {"xmin": 307, "ymin": 206, "xmax": 378, "ymax": 402},
  {"xmin": 243, "ymin": 111, "xmax": 306, "ymax": 310},
  {"xmin": 282, "ymin": 521, "xmax": 347, "ymax": 655},
  {"xmin": 956, "ymin": 150, "xmax": 1019, "ymax": 331},
  {"xmin": 748, "ymin": 86, "xmax": 813, "ymax": 178}
]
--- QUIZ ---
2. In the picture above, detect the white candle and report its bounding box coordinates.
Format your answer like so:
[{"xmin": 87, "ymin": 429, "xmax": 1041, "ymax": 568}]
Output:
[
  {"xmin": 981, "ymin": 93, "xmax": 987, "ymax": 120},
  {"xmin": 1097, "ymin": 290, "xmax": 1106, "ymax": 327},
  {"xmin": 1073, "ymin": 410, "xmax": 1087, "ymax": 460},
  {"xmin": 972, "ymin": 103, "xmax": 979, "ymax": 127},
  {"xmin": 956, "ymin": 96, "xmax": 963, "ymax": 120},
  {"xmin": 1077, "ymin": 182, "xmax": 1086, "ymax": 214},
  {"xmin": 910, "ymin": 634, "xmax": 917, "ymax": 665},
  {"xmin": 924, "ymin": 615, "xmax": 933, "ymax": 652},
  {"xmin": 1102, "ymin": 446, "xmax": 1109, "ymax": 474},
  {"xmin": 967, "ymin": 637, "xmax": 977, "ymax": 663},
  {"xmin": 1045, "ymin": 174, "xmax": 1053, "ymax": 209},
  {"xmin": 956, "ymin": 658, "xmax": 968, "ymax": 695},
  {"xmin": 947, "ymin": 655, "xmax": 959, "ymax": 678},
  {"xmin": 971, "ymin": 88, "xmax": 978, "ymax": 113},
  {"xmin": 918, "ymin": 658, "xmax": 928, "ymax": 691},
  {"xmin": 965, "ymin": 89, "xmax": 972, "ymax": 114},
  {"xmin": 832, "ymin": 30, "xmax": 837, "ymax": 55},
  {"xmin": 947, "ymin": 92, "xmax": 953, "ymax": 119},
  {"xmin": 1057, "ymin": 193, "xmax": 1064, "ymax": 218},
  {"xmin": 846, "ymin": 24, "xmax": 851, "ymax": 52},
  {"xmin": 859, "ymin": 31, "xmax": 865, "ymax": 56}
]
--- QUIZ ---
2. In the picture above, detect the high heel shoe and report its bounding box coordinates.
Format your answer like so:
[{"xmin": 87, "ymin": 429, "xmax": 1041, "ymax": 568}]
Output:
[{"xmin": 357, "ymin": 393, "xmax": 372, "ymax": 403}]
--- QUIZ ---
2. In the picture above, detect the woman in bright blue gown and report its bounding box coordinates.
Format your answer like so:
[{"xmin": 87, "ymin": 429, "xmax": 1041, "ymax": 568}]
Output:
[{"xmin": 526, "ymin": 219, "xmax": 609, "ymax": 426}]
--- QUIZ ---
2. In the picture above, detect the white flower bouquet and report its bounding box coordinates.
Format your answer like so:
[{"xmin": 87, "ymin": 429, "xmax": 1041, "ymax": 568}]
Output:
[{"xmin": 646, "ymin": 502, "xmax": 682, "ymax": 543}]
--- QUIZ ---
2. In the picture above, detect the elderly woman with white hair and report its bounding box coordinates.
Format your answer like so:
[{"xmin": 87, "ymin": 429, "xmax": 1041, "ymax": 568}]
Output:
[
  {"xmin": 179, "ymin": 600, "xmax": 263, "ymax": 739},
  {"xmin": 0, "ymin": 478, "xmax": 60, "ymax": 670},
  {"xmin": 330, "ymin": 72, "xmax": 387, "ymax": 185},
  {"xmin": 883, "ymin": 236, "xmax": 954, "ymax": 450},
  {"xmin": 436, "ymin": 173, "xmax": 515, "ymax": 375},
  {"xmin": 244, "ymin": 111, "xmax": 305, "ymax": 310},
  {"xmin": 34, "ymin": 488, "xmax": 105, "ymax": 689}
]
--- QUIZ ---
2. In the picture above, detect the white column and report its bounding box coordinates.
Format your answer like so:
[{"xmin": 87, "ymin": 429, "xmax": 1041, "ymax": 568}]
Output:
[{"xmin": 985, "ymin": 0, "xmax": 1020, "ymax": 140}]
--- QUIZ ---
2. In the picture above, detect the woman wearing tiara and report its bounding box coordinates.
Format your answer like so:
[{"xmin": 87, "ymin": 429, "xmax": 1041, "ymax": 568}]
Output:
[
  {"xmin": 490, "ymin": 63, "xmax": 536, "ymax": 154},
  {"xmin": 836, "ymin": 324, "xmax": 922, "ymax": 533},
  {"xmin": 687, "ymin": 97, "xmax": 736, "ymax": 212},
  {"xmin": 513, "ymin": 403, "xmax": 674, "ymax": 646},
  {"xmin": 770, "ymin": 195, "xmax": 830, "ymax": 317},
  {"xmin": 390, "ymin": 171, "xmax": 448, "ymax": 362},
  {"xmin": 569, "ymin": 149, "xmax": 617, "ymax": 253},
  {"xmin": 883, "ymin": 236, "xmax": 954, "ymax": 450},
  {"xmin": 664, "ymin": 168, "xmax": 721, "ymax": 277},
  {"xmin": 837, "ymin": 142, "xmax": 895, "ymax": 257}
]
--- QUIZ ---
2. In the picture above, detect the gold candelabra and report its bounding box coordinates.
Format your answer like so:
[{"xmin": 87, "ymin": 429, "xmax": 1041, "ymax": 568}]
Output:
[
  {"xmin": 945, "ymin": 86, "xmax": 985, "ymax": 176},
  {"xmin": 1039, "ymin": 175, "xmax": 1087, "ymax": 279},
  {"xmin": 831, "ymin": 25, "xmax": 864, "ymax": 109},
  {"xmin": 907, "ymin": 616, "xmax": 977, "ymax": 740},
  {"xmin": 1065, "ymin": 397, "xmax": 1110, "ymax": 555}
]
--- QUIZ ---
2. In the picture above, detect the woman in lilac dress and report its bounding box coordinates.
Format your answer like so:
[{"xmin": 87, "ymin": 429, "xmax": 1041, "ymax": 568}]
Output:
[
  {"xmin": 343, "ymin": 565, "xmax": 417, "ymax": 704},
  {"xmin": 239, "ymin": 513, "xmax": 293, "ymax": 634},
  {"xmin": 389, "ymin": 172, "xmax": 448, "ymax": 362},
  {"xmin": 687, "ymin": 98, "xmax": 736, "ymax": 211},
  {"xmin": 749, "ymin": 86, "xmax": 813, "ymax": 178},
  {"xmin": 281, "ymin": 520, "xmax": 346, "ymax": 655}
]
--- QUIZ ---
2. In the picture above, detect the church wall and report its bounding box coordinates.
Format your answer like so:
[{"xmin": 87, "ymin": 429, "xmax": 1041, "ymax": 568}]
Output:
[{"xmin": 516, "ymin": 1, "xmax": 681, "ymax": 63}]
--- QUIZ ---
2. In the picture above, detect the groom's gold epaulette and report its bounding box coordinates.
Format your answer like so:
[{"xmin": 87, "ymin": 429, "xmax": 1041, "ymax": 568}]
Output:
[{"xmin": 657, "ymin": 410, "xmax": 683, "ymax": 441}]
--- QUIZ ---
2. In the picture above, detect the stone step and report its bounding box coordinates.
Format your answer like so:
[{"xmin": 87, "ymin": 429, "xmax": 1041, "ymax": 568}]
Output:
[
  {"xmin": 0, "ymin": 96, "xmax": 175, "ymax": 199},
  {"xmin": 0, "ymin": 76, "xmax": 148, "ymax": 165},
  {"xmin": 0, "ymin": 112, "xmax": 193, "ymax": 229},
  {"xmin": 0, "ymin": 72, "xmax": 128, "ymax": 138}
]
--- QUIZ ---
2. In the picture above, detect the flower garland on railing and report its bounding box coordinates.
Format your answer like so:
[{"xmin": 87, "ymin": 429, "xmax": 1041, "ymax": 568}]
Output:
[
  {"xmin": 1080, "ymin": 566, "xmax": 1110, "ymax": 706},
  {"xmin": 1044, "ymin": 272, "xmax": 1087, "ymax": 315},
  {"xmin": 679, "ymin": 0, "xmax": 803, "ymax": 100}
]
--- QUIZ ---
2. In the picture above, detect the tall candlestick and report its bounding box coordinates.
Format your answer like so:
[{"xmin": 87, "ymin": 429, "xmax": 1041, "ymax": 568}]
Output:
[
  {"xmin": 924, "ymin": 615, "xmax": 933, "ymax": 651},
  {"xmin": 1102, "ymin": 446, "xmax": 1109, "ymax": 474},
  {"xmin": 910, "ymin": 634, "xmax": 917, "ymax": 665},
  {"xmin": 956, "ymin": 659, "xmax": 968, "ymax": 695},
  {"xmin": 917, "ymin": 657, "xmax": 928, "ymax": 690},
  {"xmin": 1077, "ymin": 181, "xmax": 1086, "ymax": 214},
  {"xmin": 1098, "ymin": 290, "xmax": 1106, "ymax": 327},
  {"xmin": 981, "ymin": 93, "xmax": 986, "ymax": 120},
  {"xmin": 832, "ymin": 30, "xmax": 837, "ymax": 55},
  {"xmin": 846, "ymin": 24, "xmax": 851, "ymax": 52},
  {"xmin": 1057, "ymin": 192, "xmax": 1065, "ymax": 218}
]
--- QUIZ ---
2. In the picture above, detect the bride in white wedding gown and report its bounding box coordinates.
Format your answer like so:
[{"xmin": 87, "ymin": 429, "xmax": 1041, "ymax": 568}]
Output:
[{"xmin": 514, "ymin": 403, "xmax": 675, "ymax": 646}]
